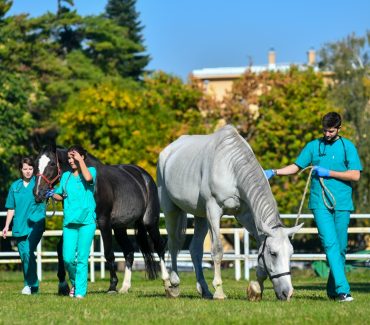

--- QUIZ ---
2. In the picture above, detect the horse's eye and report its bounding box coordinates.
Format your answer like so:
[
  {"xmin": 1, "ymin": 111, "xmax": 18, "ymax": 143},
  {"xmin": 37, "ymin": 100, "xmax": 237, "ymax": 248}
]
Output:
[
  {"xmin": 50, "ymin": 162, "xmax": 56, "ymax": 167},
  {"xmin": 270, "ymin": 252, "xmax": 277, "ymax": 257}
]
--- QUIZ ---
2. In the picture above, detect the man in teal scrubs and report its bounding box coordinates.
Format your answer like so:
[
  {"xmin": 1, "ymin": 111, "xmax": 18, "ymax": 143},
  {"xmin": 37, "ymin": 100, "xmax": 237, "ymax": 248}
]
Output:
[
  {"xmin": 264, "ymin": 112, "xmax": 362, "ymax": 302},
  {"xmin": 2, "ymin": 157, "xmax": 46, "ymax": 295},
  {"xmin": 49, "ymin": 145, "xmax": 97, "ymax": 299}
]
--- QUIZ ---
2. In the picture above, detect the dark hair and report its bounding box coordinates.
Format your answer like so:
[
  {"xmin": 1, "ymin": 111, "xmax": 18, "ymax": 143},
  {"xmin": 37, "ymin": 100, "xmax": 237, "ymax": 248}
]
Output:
[
  {"xmin": 67, "ymin": 145, "xmax": 88, "ymax": 159},
  {"xmin": 322, "ymin": 112, "xmax": 342, "ymax": 129},
  {"xmin": 19, "ymin": 157, "xmax": 34, "ymax": 170}
]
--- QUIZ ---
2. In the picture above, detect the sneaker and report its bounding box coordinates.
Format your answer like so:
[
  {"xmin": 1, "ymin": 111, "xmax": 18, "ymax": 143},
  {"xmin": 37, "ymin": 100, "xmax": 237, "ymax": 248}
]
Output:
[
  {"xmin": 338, "ymin": 293, "xmax": 354, "ymax": 302},
  {"xmin": 21, "ymin": 286, "xmax": 31, "ymax": 295},
  {"xmin": 69, "ymin": 286, "xmax": 75, "ymax": 298},
  {"xmin": 75, "ymin": 295, "xmax": 84, "ymax": 299}
]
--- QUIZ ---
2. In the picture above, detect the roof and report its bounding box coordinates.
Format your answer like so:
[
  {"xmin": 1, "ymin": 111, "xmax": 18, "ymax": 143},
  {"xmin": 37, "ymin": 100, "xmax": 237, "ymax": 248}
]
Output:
[{"xmin": 192, "ymin": 63, "xmax": 319, "ymax": 80}]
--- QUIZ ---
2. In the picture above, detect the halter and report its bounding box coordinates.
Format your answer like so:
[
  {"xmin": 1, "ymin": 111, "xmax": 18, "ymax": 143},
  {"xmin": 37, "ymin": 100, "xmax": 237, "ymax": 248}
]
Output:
[
  {"xmin": 257, "ymin": 228, "xmax": 291, "ymax": 280},
  {"xmin": 36, "ymin": 153, "xmax": 61, "ymax": 188}
]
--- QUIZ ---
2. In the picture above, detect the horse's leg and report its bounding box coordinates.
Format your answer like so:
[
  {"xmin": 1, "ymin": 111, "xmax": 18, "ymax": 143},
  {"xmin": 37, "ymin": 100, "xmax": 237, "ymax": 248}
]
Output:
[
  {"xmin": 113, "ymin": 227, "xmax": 134, "ymax": 294},
  {"xmin": 97, "ymin": 217, "xmax": 118, "ymax": 293},
  {"xmin": 157, "ymin": 177, "xmax": 186, "ymax": 297},
  {"xmin": 57, "ymin": 236, "xmax": 70, "ymax": 295},
  {"xmin": 235, "ymin": 212, "xmax": 265, "ymax": 301},
  {"xmin": 144, "ymin": 221, "xmax": 169, "ymax": 289},
  {"xmin": 189, "ymin": 216, "xmax": 213, "ymax": 299},
  {"xmin": 164, "ymin": 210, "xmax": 187, "ymax": 298},
  {"xmin": 206, "ymin": 198, "xmax": 226, "ymax": 300}
]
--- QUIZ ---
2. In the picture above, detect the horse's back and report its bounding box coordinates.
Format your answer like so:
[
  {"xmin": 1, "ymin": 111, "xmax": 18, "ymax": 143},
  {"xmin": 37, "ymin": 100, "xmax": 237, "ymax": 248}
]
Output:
[{"xmin": 96, "ymin": 164, "xmax": 156, "ymax": 227}]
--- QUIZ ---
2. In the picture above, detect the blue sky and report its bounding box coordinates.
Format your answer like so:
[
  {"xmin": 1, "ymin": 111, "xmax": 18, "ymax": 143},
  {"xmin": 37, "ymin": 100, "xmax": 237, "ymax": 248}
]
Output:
[{"xmin": 7, "ymin": 0, "xmax": 370, "ymax": 80}]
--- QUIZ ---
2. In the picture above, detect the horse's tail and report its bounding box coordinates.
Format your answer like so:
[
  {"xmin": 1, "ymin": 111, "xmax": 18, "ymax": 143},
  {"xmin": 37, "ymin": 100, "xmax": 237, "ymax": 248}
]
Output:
[
  {"xmin": 135, "ymin": 221, "xmax": 157, "ymax": 280},
  {"xmin": 132, "ymin": 165, "xmax": 166, "ymax": 260}
]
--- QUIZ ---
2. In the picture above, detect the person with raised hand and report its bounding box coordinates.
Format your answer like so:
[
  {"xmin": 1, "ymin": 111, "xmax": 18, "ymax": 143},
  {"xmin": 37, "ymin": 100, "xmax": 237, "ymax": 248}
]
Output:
[{"xmin": 48, "ymin": 145, "xmax": 97, "ymax": 299}]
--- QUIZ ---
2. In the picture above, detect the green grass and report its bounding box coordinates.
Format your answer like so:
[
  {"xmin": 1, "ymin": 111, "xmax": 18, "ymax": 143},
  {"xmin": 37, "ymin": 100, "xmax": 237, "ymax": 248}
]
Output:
[{"xmin": 0, "ymin": 268, "xmax": 369, "ymax": 324}]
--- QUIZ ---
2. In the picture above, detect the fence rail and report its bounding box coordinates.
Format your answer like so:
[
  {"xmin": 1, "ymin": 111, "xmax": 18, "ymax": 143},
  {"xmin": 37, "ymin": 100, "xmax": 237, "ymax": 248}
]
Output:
[{"xmin": 1, "ymin": 212, "xmax": 370, "ymax": 281}]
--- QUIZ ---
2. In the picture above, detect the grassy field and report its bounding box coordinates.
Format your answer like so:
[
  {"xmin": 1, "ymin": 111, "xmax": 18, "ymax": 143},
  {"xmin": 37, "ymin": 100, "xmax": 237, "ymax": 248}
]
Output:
[{"xmin": 0, "ymin": 268, "xmax": 369, "ymax": 324}]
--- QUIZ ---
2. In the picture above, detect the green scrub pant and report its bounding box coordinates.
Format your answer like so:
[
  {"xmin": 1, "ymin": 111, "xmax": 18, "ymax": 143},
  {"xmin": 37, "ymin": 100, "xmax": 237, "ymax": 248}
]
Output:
[
  {"xmin": 16, "ymin": 219, "xmax": 45, "ymax": 291},
  {"xmin": 63, "ymin": 222, "xmax": 96, "ymax": 297},
  {"xmin": 313, "ymin": 209, "xmax": 351, "ymax": 296}
]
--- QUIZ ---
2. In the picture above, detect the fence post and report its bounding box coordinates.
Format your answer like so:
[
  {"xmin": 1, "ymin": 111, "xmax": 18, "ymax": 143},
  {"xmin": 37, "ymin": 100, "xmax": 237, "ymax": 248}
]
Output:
[
  {"xmin": 100, "ymin": 232, "xmax": 105, "ymax": 279},
  {"xmin": 37, "ymin": 238, "xmax": 42, "ymax": 281},
  {"xmin": 244, "ymin": 229, "xmax": 250, "ymax": 280},
  {"xmin": 234, "ymin": 229, "xmax": 241, "ymax": 281},
  {"xmin": 90, "ymin": 239, "xmax": 95, "ymax": 283}
]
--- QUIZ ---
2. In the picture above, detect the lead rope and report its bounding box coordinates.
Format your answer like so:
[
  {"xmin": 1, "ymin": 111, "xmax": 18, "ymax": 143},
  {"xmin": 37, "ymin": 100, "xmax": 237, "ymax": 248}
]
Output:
[{"xmin": 292, "ymin": 166, "xmax": 336, "ymax": 239}]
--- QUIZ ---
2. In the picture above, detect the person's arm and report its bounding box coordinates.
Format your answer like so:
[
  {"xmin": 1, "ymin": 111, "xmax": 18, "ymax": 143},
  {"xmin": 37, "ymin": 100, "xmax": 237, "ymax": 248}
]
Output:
[
  {"xmin": 265, "ymin": 164, "xmax": 300, "ymax": 179},
  {"xmin": 314, "ymin": 167, "xmax": 360, "ymax": 181},
  {"xmin": 72, "ymin": 151, "xmax": 93, "ymax": 183},
  {"xmin": 2, "ymin": 209, "xmax": 14, "ymax": 239},
  {"xmin": 275, "ymin": 164, "xmax": 300, "ymax": 176}
]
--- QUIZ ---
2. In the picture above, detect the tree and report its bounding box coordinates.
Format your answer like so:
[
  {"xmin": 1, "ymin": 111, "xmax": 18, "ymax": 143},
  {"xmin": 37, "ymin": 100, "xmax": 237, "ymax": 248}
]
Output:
[
  {"xmin": 54, "ymin": 72, "xmax": 206, "ymax": 177},
  {"xmin": 105, "ymin": 0, "xmax": 150, "ymax": 79},
  {"xmin": 0, "ymin": 71, "xmax": 41, "ymax": 207},
  {"xmin": 319, "ymin": 32, "xmax": 370, "ymax": 212}
]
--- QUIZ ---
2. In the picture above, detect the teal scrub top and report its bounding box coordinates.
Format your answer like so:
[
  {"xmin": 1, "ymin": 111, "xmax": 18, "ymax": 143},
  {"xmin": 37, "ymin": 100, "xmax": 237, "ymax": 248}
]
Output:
[
  {"xmin": 295, "ymin": 137, "xmax": 362, "ymax": 211},
  {"xmin": 5, "ymin": 177, "xmax": 46, "ymax": 237},
  {"xmin": 55, "ymin": 167, "xmax": 97, "ymax": 226}
]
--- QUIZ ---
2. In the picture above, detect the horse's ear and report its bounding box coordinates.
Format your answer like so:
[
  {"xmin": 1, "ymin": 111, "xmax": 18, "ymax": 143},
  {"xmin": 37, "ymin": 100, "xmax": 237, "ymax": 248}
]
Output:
[{"xmin": 284, "ymin": 223, "xmax": 304, "ymax": 238}]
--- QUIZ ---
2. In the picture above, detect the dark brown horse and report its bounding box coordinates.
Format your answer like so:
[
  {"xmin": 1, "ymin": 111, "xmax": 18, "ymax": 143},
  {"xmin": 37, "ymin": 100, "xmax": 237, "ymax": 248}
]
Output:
[{"xmin": 33, "ymin": 145, "xmax": 168, "ymax": 294}]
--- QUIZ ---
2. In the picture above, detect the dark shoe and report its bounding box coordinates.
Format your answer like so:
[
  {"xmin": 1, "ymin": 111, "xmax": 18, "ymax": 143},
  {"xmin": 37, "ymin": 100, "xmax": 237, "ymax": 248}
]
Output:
[
  {"xmin": 337, "ymin": 293, "xmax": 354, "ymax": 302},
  {"xmin": 328, "ymin": 295, "xmax": 336, "ymax": 301}
]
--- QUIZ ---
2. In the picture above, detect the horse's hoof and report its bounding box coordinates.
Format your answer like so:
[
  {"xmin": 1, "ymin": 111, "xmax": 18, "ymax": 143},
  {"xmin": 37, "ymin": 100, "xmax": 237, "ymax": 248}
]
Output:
[
  {"xmin": 213, "ymin": 293, "xmax": 226, "ymax": 300},
  {"xmin": 58, "ymin": 281, "xmax": 70, "ymax": 296},
  {"xmin": 119, "ymin": 285, "xmax": 130, "ymax": 294},
  {"xmin": 165, "ymin": 285, "xmax": 180, "ymax": 298},
  {"xmin": 213, "ymin": 286, "xmax": 226, "ymax": 300},
  {"xmin": 107, "ymin": 289, "xmax": 118, "ymax": 294},
  {"xmin": 247, "ymin": 281, "xmax": 262, "ymax": 301}
]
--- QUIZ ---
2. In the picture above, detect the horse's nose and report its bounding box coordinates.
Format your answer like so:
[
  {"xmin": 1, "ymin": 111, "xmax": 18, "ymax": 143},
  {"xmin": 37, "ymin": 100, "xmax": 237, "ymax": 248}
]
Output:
[{"xmin": 282, "ymin": 288, "xmax": 293, "ymax": 301}]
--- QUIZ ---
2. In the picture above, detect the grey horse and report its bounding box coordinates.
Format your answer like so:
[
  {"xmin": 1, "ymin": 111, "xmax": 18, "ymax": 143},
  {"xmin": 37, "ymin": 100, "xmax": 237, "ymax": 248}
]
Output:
[{"xmin": 157, "ymin": 125, "xmax": 302, "ymax": 301}]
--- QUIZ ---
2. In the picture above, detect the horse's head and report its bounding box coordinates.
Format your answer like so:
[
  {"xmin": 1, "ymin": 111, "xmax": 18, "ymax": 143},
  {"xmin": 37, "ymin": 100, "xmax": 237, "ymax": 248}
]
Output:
[
  {"xmin": 33, "ymin": 147, "xmax": 61, "ymax": 203},
  {"xmin": 258, "ymin": 223, "xmax": 303, "ymax": 301}
]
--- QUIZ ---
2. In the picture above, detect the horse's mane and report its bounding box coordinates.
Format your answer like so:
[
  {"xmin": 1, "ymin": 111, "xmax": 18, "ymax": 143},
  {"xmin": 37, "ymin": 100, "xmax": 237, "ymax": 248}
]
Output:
[{"xmin": 214, "ymin": 125, "xmax": 282, "ymax": 229}]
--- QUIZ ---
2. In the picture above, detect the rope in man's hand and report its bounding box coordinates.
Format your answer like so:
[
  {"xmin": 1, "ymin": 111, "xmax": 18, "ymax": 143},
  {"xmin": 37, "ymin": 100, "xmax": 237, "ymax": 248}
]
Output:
[{"xmin": 292, "ymin": 166, "xmax": 336, "ymax": 240}]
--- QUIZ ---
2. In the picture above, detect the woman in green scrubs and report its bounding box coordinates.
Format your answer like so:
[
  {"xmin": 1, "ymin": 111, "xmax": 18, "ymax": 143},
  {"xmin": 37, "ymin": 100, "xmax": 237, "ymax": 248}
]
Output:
[
  {"xmin": 49, "ymin": 145, "xmax": 97, "ymax": 299},
  {"xmin": 2, "ymin": 157, "xmax": 46, "ymax": 295}
]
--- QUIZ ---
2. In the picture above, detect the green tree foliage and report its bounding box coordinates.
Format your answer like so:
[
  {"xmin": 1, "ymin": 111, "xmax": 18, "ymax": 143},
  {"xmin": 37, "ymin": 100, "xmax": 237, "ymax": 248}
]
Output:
[
  {"xmin": 319, "ymin": 32, "xmax": 370, "ymax": 212},
  {"xmin": 105, "ymin": 0, "xmax": 150, "ymax": 79},
  {"xmin": 54, "ymin": 72, "xmax": 206, "ymax": 177},
  {"xmin": 0, "ymin": 71, "xmax": 41, "ymax": 206},
  {"xmin": 250, "ymin": 68, "xmax": 336, "ymax": 213}
]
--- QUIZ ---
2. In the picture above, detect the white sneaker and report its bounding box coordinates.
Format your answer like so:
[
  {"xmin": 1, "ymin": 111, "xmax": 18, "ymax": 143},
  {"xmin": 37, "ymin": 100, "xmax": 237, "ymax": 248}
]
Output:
[{"xmin": 21, "ymin": 286, "xmax": 31, "ymax": 295}]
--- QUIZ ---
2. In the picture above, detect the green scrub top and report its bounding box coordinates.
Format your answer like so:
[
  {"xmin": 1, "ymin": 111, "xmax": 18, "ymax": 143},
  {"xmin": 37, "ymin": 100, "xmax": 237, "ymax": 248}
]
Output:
[
  {"xmin": 5, "ymin": 177, "xmax": 46, "ymax": 237},
  {"xmin": 55, "ymin": 167, "xmax": 97, "ymax": 226},
  {"xmin": 295, "ymin": 137, "xmax": 362, "ymax": 211}
]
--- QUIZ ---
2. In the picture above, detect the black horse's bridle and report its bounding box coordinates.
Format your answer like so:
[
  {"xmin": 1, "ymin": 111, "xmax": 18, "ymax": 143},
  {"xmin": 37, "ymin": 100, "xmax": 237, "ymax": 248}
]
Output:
[
  {"xmin": 258, "ymin": 233, "xmax": 291, "ymax": 280},
  {"xmin": 36, "ymin": 153, "xmax": 61, "ymax": 189}
]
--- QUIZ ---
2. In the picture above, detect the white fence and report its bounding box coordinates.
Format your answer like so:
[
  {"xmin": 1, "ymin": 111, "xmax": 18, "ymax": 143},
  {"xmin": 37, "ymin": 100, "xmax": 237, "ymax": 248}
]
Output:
[{"xmin": 1, "ymin": 212, "xmax": 370, "ymax": 281}]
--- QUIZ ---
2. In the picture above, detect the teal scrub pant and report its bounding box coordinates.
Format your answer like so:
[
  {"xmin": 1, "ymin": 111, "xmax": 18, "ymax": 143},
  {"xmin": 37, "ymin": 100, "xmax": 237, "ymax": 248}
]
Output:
[
  {"xmin": 63, "ymin": 222, "xmax": 96, "ymax": 297},
  {"xmin": 16, "ymin": 219, "xmax": 45, "ymax": 291},
  {"xmin": 312, "ymin": 209, "xmax": 351, "ymax": 296}
]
